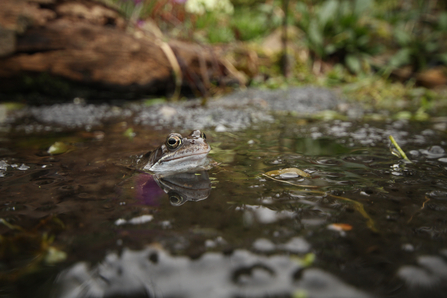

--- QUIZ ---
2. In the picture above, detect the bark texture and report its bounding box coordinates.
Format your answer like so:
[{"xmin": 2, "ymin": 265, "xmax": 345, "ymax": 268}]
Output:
[{"xmin": 0, "ymin": 0, "xmax": 241, "ymax": 97}]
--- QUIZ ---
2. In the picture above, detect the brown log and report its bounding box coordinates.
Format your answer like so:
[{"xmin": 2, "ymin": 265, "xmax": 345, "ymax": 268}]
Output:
[{"xmin": 0, "ymin": 0, "xmax": 241, "ymax": 97}]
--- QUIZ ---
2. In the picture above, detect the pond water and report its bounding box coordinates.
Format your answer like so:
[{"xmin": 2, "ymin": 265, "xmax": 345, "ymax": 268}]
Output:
[{"xmin": 1, "ymin": 108, "xmax": 447, "ymax": 298}]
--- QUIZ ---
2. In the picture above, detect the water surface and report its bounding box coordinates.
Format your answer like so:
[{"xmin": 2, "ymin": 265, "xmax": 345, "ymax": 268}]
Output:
[{"xmin": 1, "ymin": 116, "xmax": 447, "ymax": 298}]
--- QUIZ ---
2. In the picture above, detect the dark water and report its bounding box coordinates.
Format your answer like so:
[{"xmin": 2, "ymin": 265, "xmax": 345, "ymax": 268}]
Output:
[{"xmin": 1, "ymin": 117, "xmax": 447, "ymax": 298}]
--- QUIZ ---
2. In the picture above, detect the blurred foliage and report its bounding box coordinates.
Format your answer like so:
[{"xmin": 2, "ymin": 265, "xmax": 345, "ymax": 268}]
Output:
[
  {"xmin": 386, "ymin": 3, "xmax": 447, "ymax": 73},
  {"xmin": 109, "ymin": 0, "xmax": 447, "ymax": 112},
  {"xmin": 294, "ymin": 0, "xmax": 383, "ymax": 73},
  {"xmin": 193, "ymin": 2, "xmax": 281, "ymax": 43}
]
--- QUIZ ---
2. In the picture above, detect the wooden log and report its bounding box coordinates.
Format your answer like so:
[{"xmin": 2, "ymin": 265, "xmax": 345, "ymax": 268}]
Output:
[{"xmin": 0, "ymin": 0, "xmax": 242, "ymax": 97}]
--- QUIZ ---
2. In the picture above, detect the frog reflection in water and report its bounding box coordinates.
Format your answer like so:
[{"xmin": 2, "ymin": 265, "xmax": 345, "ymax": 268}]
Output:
[{"xmin": 139, "ymin": 130, "xmax": 211, "ymax": 173}]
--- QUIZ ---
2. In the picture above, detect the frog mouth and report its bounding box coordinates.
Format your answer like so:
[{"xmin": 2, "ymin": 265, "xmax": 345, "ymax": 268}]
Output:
[{"xmin": 163, "ymin": 151, "xmax": 209, "ymax": 162}]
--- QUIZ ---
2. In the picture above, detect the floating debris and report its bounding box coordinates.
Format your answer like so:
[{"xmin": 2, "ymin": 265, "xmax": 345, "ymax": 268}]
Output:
[
  {"xmin": 115, "ymin": 215, "xmax": 154, "ymax": 226},
  {"xmin": 265, "ymin": 168, "xmax": 311, "ymax": 178},
  {"xmin": 48, "ymin": 142, "xmax": 71, "ymax": 155}
]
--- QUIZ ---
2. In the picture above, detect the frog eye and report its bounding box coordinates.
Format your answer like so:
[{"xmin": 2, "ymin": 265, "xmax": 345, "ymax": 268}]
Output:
[
  {"xmin": 200, "ymin": 132, "xmax": 206, "ymax": 140},
  {"xmin": 169, "ymin": 192, "xmax": 186, "ymax": 206},
  {"xmin": 166, "ymin": 135, "xmax": 182, "ymax": 150}
]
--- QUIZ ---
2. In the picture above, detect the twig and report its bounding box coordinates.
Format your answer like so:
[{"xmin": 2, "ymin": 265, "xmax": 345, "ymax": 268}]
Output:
[
  {"xmin": 156, "ymin": 40, "xmax": 182, "ymax": 101},
  {"xmin": 389, "ymin": 135, "xmax": 411, "ymax": 162},
  {"xmin": 407, "ymin": 196, "xmax": 430, "ymax": 224}
]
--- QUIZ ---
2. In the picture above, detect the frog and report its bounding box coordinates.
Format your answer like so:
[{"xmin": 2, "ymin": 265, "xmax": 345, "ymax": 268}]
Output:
[{"xmin": 138, "ymin": 130, "xmax": 211, "ymax": 173}]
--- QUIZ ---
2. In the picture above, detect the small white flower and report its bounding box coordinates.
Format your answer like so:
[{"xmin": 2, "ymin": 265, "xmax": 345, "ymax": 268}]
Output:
[{"xmin": 185, "ymin": 0, "xmax": 233, "ymax": 15}]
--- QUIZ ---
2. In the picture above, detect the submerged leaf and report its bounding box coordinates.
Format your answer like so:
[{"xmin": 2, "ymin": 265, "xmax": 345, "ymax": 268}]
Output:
[
  {"xmin": 265, "ymin": 168, "xmax": 311, "ymax": 178},
  {"xmin": 0, "ymin": 218, "xmax": 24, "ymax": 231},
  {"xmin": 124, "ymin": 128, "xmax": 136, "ymax": 139}
]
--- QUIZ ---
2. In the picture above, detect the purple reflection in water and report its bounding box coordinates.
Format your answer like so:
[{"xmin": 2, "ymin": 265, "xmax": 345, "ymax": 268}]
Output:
[{"xmin": 134, "ymin": 174, "xmax": 165, "ymax": 206}]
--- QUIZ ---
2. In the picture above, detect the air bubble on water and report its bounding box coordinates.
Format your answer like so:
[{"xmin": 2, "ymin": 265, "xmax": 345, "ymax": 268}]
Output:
[
  {"xmin": 161, "ymin": 221, "xmax": 171, "ymax": 229},
  {"xmin": 422, "ymin": 129, "xmax": 434, "ymax": 136},
  {"xmin": 277, "ymin": 237, "xmax": 311, "ymax": 254},
  {"xmin": 311, "ymin": 132, "xmax": 322, "ymax": 139},
  {"xmin": 409, "ymin": 150, "xmax": 420, "ymax": 157},
  {"xmin": 17, "ymin": 164, "xmax": 30, "ymax": 171},
  {"xmin": 279, "ymin": 172, "xmax": 299, "ymax": 179},
  {"xmin": 252, "ymin": 238, "xmax": 275, "ymax": 253},
  {"xmin": 0, "ymin": 160, "xmax": 8, "ymax": 171},
  {"xmin": 426, "ymin": 190, "xmax": 447, "ymax": 200},
  {"xmin": 205, "ymin": 239, "xmax": 216, "ymax": 248},
  {"xmin": 402, "ymin": 244, "xmax": 414, "ymax": 252}
]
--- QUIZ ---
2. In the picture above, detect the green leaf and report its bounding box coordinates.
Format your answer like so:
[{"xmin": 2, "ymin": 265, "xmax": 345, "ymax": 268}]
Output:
[
  {"xmin": 308, "ymin": 19, "xmax": 324, "ymax": 55},
  {"xmin": 425, "ymin": 41, "xmax": 438, "ymax": 53},
  {"xmin": 354, "ymin": 0, "xmax": 372, "ymax": 16},
  {"xmin": 345, "ymin": 54, "xmax": 362, "ymax": 73},
  {"xmin": 324, "ymin": 44, "xmax": 336, "ymax": 55},
  {"xmin": 438, "ymin": 53, "xmax": 447, "ymax": 65},
  {"xmin": 339, "ymin": 0, "xmax": 351, "ymax": 17},
  {"xmin": 438, "ymin": 12, "xmax": 447, "ymax": 31},
  {"xmin": 318, "ymin": 0, "xmax": 338, "ymax": 27},
  {"xmin": 394, "ymin": 27, "xmax": 411, "ymax": 46},
  {"xmin": 48, "ymin": 142, "xmax": 71, "ymax": 155},
  {"xmin": 389, "ymin": 48, "xmax": 411, "ymax": 68}
]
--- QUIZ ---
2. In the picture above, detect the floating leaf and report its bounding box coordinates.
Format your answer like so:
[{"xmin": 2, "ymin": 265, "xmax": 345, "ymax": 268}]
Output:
[
  {"xmin": 262, "ymin": 174, "xmax": 317, "ymax": 188},
  {"xmin": 47, "ymin": 142, "xmax": 70, "ymax": 155},
  {"xmin": 265, "ymin": 168, "xmax": 311, "ymax": 178},
  {"xmin": 328, "ymin": 223, "xmax": 353, "ymax": 231},
  {"xmin": 124, "ymin": 128, "xmax": 135, "ymax": 139}
]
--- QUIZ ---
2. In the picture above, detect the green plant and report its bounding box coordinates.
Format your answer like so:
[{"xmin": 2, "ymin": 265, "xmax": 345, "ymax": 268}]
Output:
[
  {"xmin": 194, "ymin": 3, "xmax": 280, "ymax": 44},
  {"xmin": 230, "ymin": 4, "xmax": 281, "ymax": 41},
  {"xmin": 387, "ymin": 5, "xmax": 447, "ymax": 72},
  {"xmin": 295, "ymin": 0, "xmax": 382, "ymax": 73}
]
